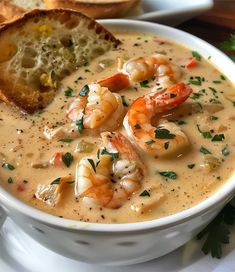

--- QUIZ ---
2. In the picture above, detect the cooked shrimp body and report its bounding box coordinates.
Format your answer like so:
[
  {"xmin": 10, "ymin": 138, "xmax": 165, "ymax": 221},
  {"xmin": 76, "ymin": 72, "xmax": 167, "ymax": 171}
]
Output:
[
  {"xmin": 67, "ymin": 83, "xmax": 125, "ymax": 132},
  {"xmin": 75, "ymin": 132, "xmax": 144, "ymax": 209},
  {"xmin": 121, "ymin": 54, "xmax": 181, "ymax": 87},
  {"xmin": 123, "ymin": 82, "xmax": 193, "ymax": 157}
]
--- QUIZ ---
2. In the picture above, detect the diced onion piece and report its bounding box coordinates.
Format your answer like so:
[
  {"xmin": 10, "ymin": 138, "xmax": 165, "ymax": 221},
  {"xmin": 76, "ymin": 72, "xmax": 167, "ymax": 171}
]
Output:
[
  {"xmin": 200, "ymin": 155, "xmax": 221, "ymax": 173},
  {"xmin": 75, "ymin": 140, "xmax": 94, "ymax": 153}
]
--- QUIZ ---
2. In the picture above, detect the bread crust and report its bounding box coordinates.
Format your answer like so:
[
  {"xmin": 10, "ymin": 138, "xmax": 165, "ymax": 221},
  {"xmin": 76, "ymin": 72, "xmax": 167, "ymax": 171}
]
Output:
[
  {"xmin": 0, "ymin": 1, "xmax": 25, "ymax": 21},
  {"xmin": 44, "ymin": 0, "xmax": 141, "ymax": 19},
  {"xmin": 0, "ymin": 9, "xmax": 120, "ymax": 114}
]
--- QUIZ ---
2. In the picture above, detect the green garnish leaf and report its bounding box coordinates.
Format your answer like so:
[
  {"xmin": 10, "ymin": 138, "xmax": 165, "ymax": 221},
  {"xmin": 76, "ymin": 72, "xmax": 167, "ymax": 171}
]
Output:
[
  {"xmin": 76, "ymin": 117, "xmax": 84, "ymax": 133},
  {"xmin": 177, "ymin": 120, "xmax": 187, "ymax": 125},
  {"xmin": 79, "ymin": 85, "xmax": 89, "ymax": 97},
  {"xmin": 140, "ymin": 80, "xmax": 150, "ymax": 88},
  {"xmin": 200, "ymin": 146, "xmax": 212, "ymax": 155},
  {"xmin": 221, "ymin": 34, "xmax": 235, "ymax": 51},
  {"xmin": 210, "ymin": 116, "xmax": 218, "ymax": 121},
  {"xmin": 134, "ymin": 124, "xmax": 141, "ymax": 129},
  {"xmin": 197, "ymin": 203, "xmax": 235, "ymax": 259},
  {"xmin": 197, "ymin": 124, "xmax": 212, "ymax": 139},
  {"xmin": 210, "ymin": 98, "xmax": 221, "ymax": 104},
  {"xmin": 220, "ymin": 75, "xmax": 226, "ymax": 80},
  {"xmin": 7, "ymin": 177, "xmax": 13, "ymax": 184},
  {"xmin": 97, "ymin": 149, "xmax": 100, "ymax": 159},
  {"xmin": 164, "ymin": 141, "xmax": 169, "ymax": 150},
  {"xmin": 145, "ymin": 140, "xmax": 155, "ymax": 145},
  {"xmin": 59, "ymin": 138, "xmax": 73, "ymax": 143},
  {"xmin": 191, "ymin": 91, "xmax": 204, "ymax": 100},
  {"xmin": 170, "ymin": 93, "xmax": 177, "ymax": 98},
  {"xmin": 222, "ymin": 146, "xmax": 230, "ymax": 157},
  {"xmin": 121, "ymin": 95, "xmax": 129, "ymax": 107},
  {"xmin": 51, "ymin": 177, "xmax": 61, "ymax": 185},
  {"xmin": 101, "ymin": 148, "xmax": 119, "ymax": 161},
  {"xmin": 87, "ymin": 158, "xmax": 96, "ymax": 172},
  {"xmin": 187, "ymin": 164, "xmax": 195, "ymax": 169},
  {"xmin": 213, "ymin": 80, "xmax": 221, "ymax": 84},
  {"xmin": 159, "ymin": 171, "xmax": 177, "ymax": 180},
  {"xmin": 62, "ymin": 152, "xmax": 73, "ymax": 167},
  {"xmin": 189, "ymin": 77, "xmax": 203, "ymax": 86},
  {"xmin": 192, "ymin": 51, "xmax": 202, "ymax": 61},
  {"xmin": 64, "ymin": 87, "xmax": 73, "ymax": 97},
  {"xmin": 2, "ymin": 163, "xmax": 15, "ymax": 171},
  {"xmin": 155, "ymin": 128, "xmax": 175, "ymax": 139},
  {"xmin": 140, "ymin": 190, "xmax": 150, "ymax": 197},
  {"xmin": 212, "ymin": 134, "xmax": 225, "ymax": 142},
  {"xmin": 85, "ymin": 69, "xmax": 91, "ymax": 73}
]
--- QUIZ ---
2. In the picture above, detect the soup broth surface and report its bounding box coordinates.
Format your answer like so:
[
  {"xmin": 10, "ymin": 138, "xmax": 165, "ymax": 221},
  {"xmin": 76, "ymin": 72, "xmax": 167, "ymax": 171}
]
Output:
[{"xmin": 0, "ymin": 31, "xmax": 235, "ymax": 223}]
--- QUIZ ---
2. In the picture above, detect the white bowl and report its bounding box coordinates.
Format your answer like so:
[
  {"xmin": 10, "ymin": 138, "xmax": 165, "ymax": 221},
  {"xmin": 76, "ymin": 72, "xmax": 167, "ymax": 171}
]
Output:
[{"xmin": 0, "ymin": 19, "xmax": 235, "ymax": 266}]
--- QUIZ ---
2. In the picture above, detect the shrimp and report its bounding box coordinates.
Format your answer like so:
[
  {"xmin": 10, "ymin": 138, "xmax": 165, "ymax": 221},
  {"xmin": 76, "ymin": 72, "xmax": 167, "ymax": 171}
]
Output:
[
  {"xmin": 75, "ymin": 132, "xmax": 144, "ymax": 209},
  {"xmin": 123, "ymin": 82, "xmax": 193, "ymax": 157},
  {"xmin": 97, "ymin": 54, "xmax": 182, "ymax": 91},
  {"xmin": 67, "ymin": 83, "xmax": 125, "ymax": 132}
]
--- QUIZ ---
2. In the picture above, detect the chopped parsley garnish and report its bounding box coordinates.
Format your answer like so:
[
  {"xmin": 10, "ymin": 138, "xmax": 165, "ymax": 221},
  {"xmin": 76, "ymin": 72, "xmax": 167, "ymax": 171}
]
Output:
[
  {"xmin": 209, "ymin": 87, "xmax": 218, "ymax": 98},
  {"xmin": 76, "ymin": 117, "xmax": 84, "ymax": 133},
  {"xmin": 145, "ymin": 140, "xmax": 155, "ymax": 145},
  {"xmin": 191, "ymin": 90, "xmax": 204, "ymax": 100},
  {"xmin": 197, "ymin": 124, "xmax": 212, "ymax": 139},
  {"xmin": 192, "ymin": 51, "xmax": 202, "ymax": 61},
  {"xmin": 51, "ymin": 177, "xmax": 61, "ymax": 185},
  {"xmin": 101, "ymin": 148, "xmax": 119, "ymax": 161},
  {"xmin": 87, "ymin": 159, "xmax": 96, "ymax": 172},
  {"xmin": 121, "ymin": 95, "xmax": 129, "ymax": 107},
  {"xmin": 85, "ymin": 69, "xmax": 91, "ymax": 73},
  {"xmin": 139, "ymin": 190, "xmax": 150, "ymax": 197},
  {"xmin": 62, "ymin": 152, "xmax": 73, "ymax": 167},
  {"xmin": 79, "ymin": 85, "xmax": 89, "ymax": 97},
  {"xmin": 220, "ymin": 75, "xmax": 226, "ymax": 80},
  {"xmin": 134, "ymin": 124, "xmax": 141, "ymax": 129},
  {"xmin": 164, "ymin": 141, "xmax": 169, "ymax": 150},
  {"xmin": 97, "ymin": 149, "xmax": 100, "ymax": 159},
  {"xmin": 59, "ymin": 138, "xmax": 73, "ymax": 143},
  {"xmin": 187, "ymin": 164, "xmax": 195, "ymax": 169},
  {"xmin": 189, "ymin": 77, "xmax": 203, "ymax": 86},
  {"xmin": 170, "ymin": 93, "xmax": 177, "ymax": 98},
  {"xmin": 222, "ymin": 146, "xmax": 230, "ymax": 157},
  {"xmin": 158, "ymin": 171, "xmax": 177, "ymax": 180},
  {"xmin": 2, "ymin": 163, "xmax": 15, "ymax": 171},
  {"xmin": 210, "ymin": 116, "xmax": 218, "ymax": 121},
  {"xmin": 140, "ymin": 80, "xmax": 150, "ymax": 88},
  {"xmin": 233, "ymin": 101, "xmax": 235, "ymax": 107},
  {"xmin": 213, "ymin": 80, "xmax": 222, "ymax": 84},
  {"xmin": 176, "ymin": 120, "xmax": 187, "ymax": 125},
  {"xmin": 197, "ymin": 202, "xmax": 235, "ymax": 259},
  {"xmin": 155, "ymin": 128, "xmax": 175, "ymax": 139},
  {"xmin": 210, "ymin": 98, "xmax": 221, "ymax": 104},
  {"xmin": 211, "ymin": 134, "xmax": 225, "ymax": 142},
  {"xmin": 7, "ymin": 177, "xmax": 13, "ymax": 184},
  {"xmin": 200, "ymin": 146, "xmax": 212, "ymax": 155},
  {"xmin": 221, "ymin": 33, "xmax": 235, "ymax": 51},
  {"xmin": 64, "ymin": 87, "xmax": 73, "ymax": 97}
]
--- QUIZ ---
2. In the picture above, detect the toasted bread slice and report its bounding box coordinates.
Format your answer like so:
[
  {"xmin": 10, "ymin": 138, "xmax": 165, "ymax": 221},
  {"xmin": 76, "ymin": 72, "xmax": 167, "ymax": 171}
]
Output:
[
  {"xmin": 0, "ymin": 9, "xmax": 120, "ymax": 113},
  {"xmin": 9, "ymin": 0, "xmax": 46, "ymax": 10},
  {"xmin": 0, "ymin": 14, "xmax": 6, "ymax": 24},
  {"xmin": 44, "ymin": 0, "xmax": 141, "ymax": 19},
  {"xmin": 0, "ymin": 1, "xmax": 25, "ymax": 21}
]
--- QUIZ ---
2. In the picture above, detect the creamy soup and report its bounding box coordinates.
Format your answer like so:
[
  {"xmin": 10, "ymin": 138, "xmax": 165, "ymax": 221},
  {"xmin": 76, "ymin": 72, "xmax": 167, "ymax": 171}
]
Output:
[{"xmin": 0, "ymin": 31, "xmax": 235, "ymax": 223}]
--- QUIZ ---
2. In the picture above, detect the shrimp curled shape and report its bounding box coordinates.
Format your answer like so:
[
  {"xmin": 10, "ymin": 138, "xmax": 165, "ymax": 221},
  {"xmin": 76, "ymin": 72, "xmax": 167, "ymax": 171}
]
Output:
[
  {"xmin": 123, "ymin": 82, "xmax": 193, "ymax": 157},
  {"xmin": 75, "ymin": 132, "xmax": 145, "ymax": 209},
  {"xmin": 67, "ymin": 83, "xmax": 125, "ymax": 132}
]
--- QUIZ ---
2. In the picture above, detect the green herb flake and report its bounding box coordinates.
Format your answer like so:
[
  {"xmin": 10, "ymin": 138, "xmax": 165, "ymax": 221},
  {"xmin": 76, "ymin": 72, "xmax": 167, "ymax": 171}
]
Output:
[
  {"xmin": 145, "ymin": 140, "xmax": 155, "ymax": 145},
  {"xmin": 59, "ymin": 138, "xmax": 73, "ymax": 143},
  {"xmin": 87, "ymin": 159, "xmax": 96, "ymax": 172},
  {"xmin": 164, "ymin": 141, "xmax": 170, "ymax": 150},
  {"xmin": 197, "ymin": 124, "xmax": 212, "ymax": 139},
  {"xmin": 192, "ymin": 51, "xmax": 202, "ymax": 61},
  {"xmin": 76, "ymin": 117, "xmax": 84, "ymax": 133},
  {"xmin": 189, "ymin": 77, "xmax": 202, "ymax": 86},
  {"xmin": 7, "ymin": 177, "xmax": 13, "ymax": 184},
  {"xmin": 85, "ymin": 69, "xmax": 91, "ymax": 73},
  {"xmin": 222, "ymin": 146, "xmax": 230, "ymax": 157},
  {"xmin": 220, "ymin": 75, "xmax": 226, "ymax": 80},
  {"xmin": 97, "ymin": 149, "xmax": 100, "ymax": 159},
  {"xmin": 121, "ymin": 95, "xmax": 129, "ymax": 107},
  {"xmin": 210, "ymin": 116, "xmax": 218, "ymax": 121},
  {"xmin": 187, "ymin": 164, "xmax": 195, "ymax": 169},
  {"xmin": 101, "ymin": 148, "xmax": 119, "ymax": 161},
  {"xmin": 139, "ymin": 190, "xmax": 150, "ymax": 197},
  {"xmin": 170, "ymin": 93, "xmax": 177, "ymax": 98},
  {"xmin": 197, "ymin": 203, "xmax": 235, "ymax": 258},
  {"xmin": 140, "ymin": 80, "xmax": 150, "ymax": 88},
  {"xmin": 51, "ymin": 177, "xmax": 61, "ymax": 185},
  {"xmin": 213, "ymin": 80, "xmax": 222, "ymax": 84},
  {"xmin": 212, "ymin": 134, "xmax": 225, "ymax": 142},
  {"xmin": 134, "ymin": 124, "xmax": 141, "ymax": 129},
  {"xmin": 159, "ymin": 171, "xmax": 177, "ymax": 180},
  {"xmin": 221, "ymin": 33, "xmax": 235, "ymax": 51},
  {"xmin": 177, "ymin": 120, "xmax": 187, "ymax": 125},
  {"xmin": 64, "ymin": 87, "xmax": 73, "ymax": 97},
  {"xmin": 79, "ymin": 85, "xmax": 89, "ymax": 97},
  {"xmin": 155, "ymin": 128, "xmax": 175, "ymax": 139},
  {"xmin": 200, "ymin": 146, "xmax": 212, "ymax": 155},
  {"xmin": 62, "ymin": 152, "xmax": 73, "ymax": 167},
  {"xmin": 210, "ymin": 98, "xmax": 221, "ymax": 104},
  {"xmin": 2, "ymin": 163, "xmax": 15, "ymax": 171}
]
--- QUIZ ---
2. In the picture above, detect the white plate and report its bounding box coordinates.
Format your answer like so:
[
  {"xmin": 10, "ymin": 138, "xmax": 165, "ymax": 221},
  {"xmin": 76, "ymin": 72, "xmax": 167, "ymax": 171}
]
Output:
[
  {"xmin": 126, "ymin": 0, "xmax": 213, "ymax": 25},
  {"xmin": 0, "ymin": 217, "xmax": 235, "ymax": 272}
]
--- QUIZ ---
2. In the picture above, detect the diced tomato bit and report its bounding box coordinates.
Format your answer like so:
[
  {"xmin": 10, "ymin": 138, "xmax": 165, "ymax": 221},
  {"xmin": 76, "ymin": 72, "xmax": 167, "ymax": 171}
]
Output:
[
  {"xmin": 17, "ymin": 182, "xmax": 27, "ymax": 192},
  {"xmin": 186, "ymin": 58, "xmax": 197, "ymax": 69},
  {"xmin": 51, "ymin": 152, "xmax": 64, "ymax": 167}
]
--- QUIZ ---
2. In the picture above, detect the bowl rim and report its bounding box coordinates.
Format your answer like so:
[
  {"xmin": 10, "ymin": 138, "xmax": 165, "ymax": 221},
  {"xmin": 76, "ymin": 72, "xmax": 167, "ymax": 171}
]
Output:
[{"xmin": 0, "ymin": 19, "xmax": 235, "ymax": 233}]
